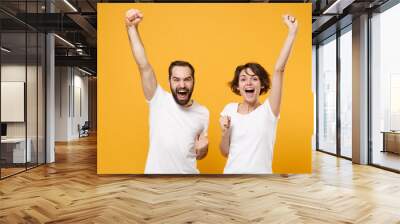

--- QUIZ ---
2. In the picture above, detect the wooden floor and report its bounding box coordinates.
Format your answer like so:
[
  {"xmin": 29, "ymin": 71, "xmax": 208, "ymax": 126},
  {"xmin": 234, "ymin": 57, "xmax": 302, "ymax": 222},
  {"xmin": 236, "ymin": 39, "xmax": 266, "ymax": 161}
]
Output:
[
  {"xmin": 1, "ymin": 135, "xmax": 400, "ymax": 223},
  {"xmin": 0, "ymin": 167, "xmax": 26, "ymax": 178},
  {"xmin": 373, "ymin": 150, "xmax": 400, "ymax": 171}
]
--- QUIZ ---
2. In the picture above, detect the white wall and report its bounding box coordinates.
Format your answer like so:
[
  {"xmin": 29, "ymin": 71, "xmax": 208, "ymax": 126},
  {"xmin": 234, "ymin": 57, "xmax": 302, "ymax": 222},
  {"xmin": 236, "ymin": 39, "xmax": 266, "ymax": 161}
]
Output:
[
  {"xmin": 312, "ymin": 45, "xmax": 316, "ymax": 151},
  {"xmin": 1, "ymin": 65, "xmax": 38, "ymax": 138},
  {"xmin": 1, "ymin": 63, "xmax": 46, "ymax": 164},
  {"xmin": 72, "ymin": 73, "xmax": 89, "ymax": 138},
  {"xmin": 1, "ymin": 82, "xmax": 25, "ymax": 122},
  {"xmin": 55, "ymin": 67, "xmax": 89, "ymax": 141},
  {"xmin": 55, "ymin": 66, "xmax": 70, "ymax": 141}
]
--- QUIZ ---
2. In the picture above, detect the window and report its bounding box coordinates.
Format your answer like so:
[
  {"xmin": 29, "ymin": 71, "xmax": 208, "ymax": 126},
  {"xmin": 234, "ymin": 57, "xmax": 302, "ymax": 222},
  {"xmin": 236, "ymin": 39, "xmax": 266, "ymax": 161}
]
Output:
[
  {"xmin": 339, "ymin": 27, "xmax": 352, "ymax": 158},
  {"xmin": 371, "ymin": 2, "xmax": 400, "ymax": 171},
  {"xmin": 317, "ymin": 35, "xmax": 337, "ymax": 154}
]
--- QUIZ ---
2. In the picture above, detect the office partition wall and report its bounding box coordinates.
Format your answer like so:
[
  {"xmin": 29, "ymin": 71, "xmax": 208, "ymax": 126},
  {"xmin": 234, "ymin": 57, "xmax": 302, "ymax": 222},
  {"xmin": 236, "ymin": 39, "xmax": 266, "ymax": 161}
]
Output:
[{"xmin": 0, "ymin": 0, "xmax": 46, "ymax": 179}]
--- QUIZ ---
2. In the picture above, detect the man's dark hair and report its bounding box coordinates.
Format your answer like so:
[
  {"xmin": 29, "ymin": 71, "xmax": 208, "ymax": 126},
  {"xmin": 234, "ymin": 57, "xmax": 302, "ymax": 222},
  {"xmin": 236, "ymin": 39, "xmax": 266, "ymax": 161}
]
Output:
[
  {"xmin": 229, "ymin": 62, "xmax": 271, "ymax": 96},
  {"xmin": 168, "ymin": 60, "xmax": 195, "ymax": 80}
]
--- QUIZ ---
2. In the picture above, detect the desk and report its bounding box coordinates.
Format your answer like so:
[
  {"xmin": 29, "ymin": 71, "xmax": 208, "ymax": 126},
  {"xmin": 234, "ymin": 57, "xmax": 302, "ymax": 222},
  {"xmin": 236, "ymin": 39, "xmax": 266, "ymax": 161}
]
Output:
[
  {"xmin": 1, "ymin": 138, "xmax": 31, "ymax": 163},
  {"xmin": 381, "ymin": 131, "xmax": 400, "ymax": 154}
]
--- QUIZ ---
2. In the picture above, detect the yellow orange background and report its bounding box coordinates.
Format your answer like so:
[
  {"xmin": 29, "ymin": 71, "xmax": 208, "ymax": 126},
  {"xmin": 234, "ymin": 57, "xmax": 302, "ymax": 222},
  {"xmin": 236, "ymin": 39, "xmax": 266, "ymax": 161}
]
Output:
[{"xmin": 98, "ymin": 3, "xmax": 312, "ymax": 174}]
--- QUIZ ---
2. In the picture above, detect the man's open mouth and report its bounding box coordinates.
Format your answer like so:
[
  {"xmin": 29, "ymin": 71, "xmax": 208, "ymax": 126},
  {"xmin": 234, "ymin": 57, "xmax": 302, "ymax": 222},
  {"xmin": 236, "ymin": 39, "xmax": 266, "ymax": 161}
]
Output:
[{"xmin": 176, "ymin": 89, "xmax": 189, "ymax": 99}]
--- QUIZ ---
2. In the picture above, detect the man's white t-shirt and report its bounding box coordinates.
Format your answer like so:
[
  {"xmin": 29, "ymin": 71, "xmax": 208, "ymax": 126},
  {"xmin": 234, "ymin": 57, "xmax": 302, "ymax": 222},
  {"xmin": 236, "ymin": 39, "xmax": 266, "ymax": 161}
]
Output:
[
  {"xmin": 145, "ymin": 85, "xmax": 209, "ymax": 174},
  {"xmin": 221, "ymin": 99, "xmax": 279, "ymax": 174}
]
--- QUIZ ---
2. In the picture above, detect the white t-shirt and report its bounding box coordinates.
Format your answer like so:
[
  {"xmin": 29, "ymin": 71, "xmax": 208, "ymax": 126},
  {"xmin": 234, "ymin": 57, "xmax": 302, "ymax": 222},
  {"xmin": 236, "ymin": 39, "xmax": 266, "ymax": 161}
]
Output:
[
  {"xmin": 145, "ymin": 85, "xmax": 209, "ymax": 174},
  {"xmin": 221, "ymin": 99, "xmax": 279, "ymax": 174}
]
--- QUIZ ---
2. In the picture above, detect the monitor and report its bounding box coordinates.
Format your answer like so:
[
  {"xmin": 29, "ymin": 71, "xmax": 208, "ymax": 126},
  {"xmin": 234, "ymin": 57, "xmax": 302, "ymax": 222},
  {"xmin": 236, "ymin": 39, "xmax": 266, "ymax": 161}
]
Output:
[{"xmin": 1, "ymin": 123, "xmax": 7, "ymax": 137}]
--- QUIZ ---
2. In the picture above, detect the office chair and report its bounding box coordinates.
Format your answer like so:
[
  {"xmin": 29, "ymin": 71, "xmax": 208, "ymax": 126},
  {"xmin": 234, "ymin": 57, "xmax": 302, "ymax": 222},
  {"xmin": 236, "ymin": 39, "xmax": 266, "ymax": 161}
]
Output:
[{"xmin": 79, "ymin": 121, "xmax": 90, "ymax": 138}]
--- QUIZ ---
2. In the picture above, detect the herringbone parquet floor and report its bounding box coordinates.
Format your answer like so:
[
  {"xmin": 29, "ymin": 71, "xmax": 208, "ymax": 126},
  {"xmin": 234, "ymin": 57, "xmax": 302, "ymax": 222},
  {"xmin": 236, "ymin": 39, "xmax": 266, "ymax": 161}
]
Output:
[{"xmin": 1, "ymin": 134, "xmax": 400, "ymax": 223}]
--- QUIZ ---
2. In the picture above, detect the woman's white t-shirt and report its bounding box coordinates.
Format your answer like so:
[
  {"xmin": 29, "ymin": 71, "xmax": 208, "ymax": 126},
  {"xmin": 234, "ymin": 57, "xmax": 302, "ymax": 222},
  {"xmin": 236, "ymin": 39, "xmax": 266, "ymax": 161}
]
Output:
[{"xmin": 221, "ymin": 99, "xmax": 279, "ymax": 174}]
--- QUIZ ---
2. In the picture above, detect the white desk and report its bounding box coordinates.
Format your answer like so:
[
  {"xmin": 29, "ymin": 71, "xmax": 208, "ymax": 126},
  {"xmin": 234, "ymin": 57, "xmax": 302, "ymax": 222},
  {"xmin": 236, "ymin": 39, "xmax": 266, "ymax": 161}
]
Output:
[{"xmin": 1, "ymin": 138, "xmax": 31, "ymax": 163}]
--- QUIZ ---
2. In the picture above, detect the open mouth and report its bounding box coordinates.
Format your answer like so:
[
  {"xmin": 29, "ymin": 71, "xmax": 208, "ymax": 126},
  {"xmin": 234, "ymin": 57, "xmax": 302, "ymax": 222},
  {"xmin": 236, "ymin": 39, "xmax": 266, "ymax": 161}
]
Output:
[
  {"xmin": 176, "ymin": 88, "xmax": 189, "ymax": 100},
  {"xmin": 244, "ymin": 88, "xmax": 256, "ymax": 98}
]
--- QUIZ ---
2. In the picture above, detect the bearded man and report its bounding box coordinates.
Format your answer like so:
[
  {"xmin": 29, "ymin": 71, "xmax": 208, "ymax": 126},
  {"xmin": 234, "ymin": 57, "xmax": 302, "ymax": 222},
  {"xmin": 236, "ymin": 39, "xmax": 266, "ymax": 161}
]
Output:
[{"xmin": 125, "ymin": 9, "xmax": 209, "ymax": 174}]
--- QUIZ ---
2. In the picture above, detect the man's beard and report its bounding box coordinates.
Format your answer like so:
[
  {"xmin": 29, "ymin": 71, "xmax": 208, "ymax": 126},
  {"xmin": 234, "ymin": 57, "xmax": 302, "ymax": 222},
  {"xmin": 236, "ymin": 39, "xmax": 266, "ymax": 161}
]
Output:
[{"xmin": 171, "ymin": 86, "xmax": 194, "ymax": 106}]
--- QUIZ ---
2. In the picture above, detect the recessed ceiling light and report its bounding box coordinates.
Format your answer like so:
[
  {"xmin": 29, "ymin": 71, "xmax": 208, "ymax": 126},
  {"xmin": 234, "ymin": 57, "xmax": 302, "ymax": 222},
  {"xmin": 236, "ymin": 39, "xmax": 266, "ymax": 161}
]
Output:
[
  {"xmin": 54, "ymin": 34, "xmax": 75, "ymax": 48},
  {"xmin": 323, "ymin": 0, "xmax": 355, "ymax": 15},
  {"xmin": 63, "ymin": 0, "xmax": 78, "ymax": 12},
  {"xmin": 1, "ymin": 47, "xmax": 11, "ymax": 53},
  {"xmin": 77, "ymin": 67, "xmax": 93, "ymax": 76}
]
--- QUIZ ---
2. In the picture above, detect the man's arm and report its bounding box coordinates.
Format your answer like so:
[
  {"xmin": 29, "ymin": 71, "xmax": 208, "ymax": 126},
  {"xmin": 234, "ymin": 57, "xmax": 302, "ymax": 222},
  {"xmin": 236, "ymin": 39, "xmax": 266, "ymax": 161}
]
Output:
[
  {"xmin": 268, "ymin": 15, "xmax": 298, "ymax": 117},
  {"xmin": 195, "ymin": 133, "xmax": 208, "ymax": 160},
  {"xmin": 125, "ymin": 9, "xmax": 157, "ymax": 101}
]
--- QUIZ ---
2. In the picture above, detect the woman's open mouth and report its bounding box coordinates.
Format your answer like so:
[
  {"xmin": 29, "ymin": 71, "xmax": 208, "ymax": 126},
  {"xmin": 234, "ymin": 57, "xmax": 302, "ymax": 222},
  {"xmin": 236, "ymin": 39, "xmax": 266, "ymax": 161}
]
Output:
[{"xmin": 244, "ymin": 88, "xmax": 255, "ymax": 98}]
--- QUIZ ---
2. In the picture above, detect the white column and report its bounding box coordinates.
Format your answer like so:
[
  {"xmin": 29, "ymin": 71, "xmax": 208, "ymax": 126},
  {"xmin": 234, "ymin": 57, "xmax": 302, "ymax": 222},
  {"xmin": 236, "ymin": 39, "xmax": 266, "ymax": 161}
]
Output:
[
  {"xmin": 46, "ymin": 32, "xmax": 55, "ymax": 163},
  {"xmin": 352, "ymin": 14, "xmax": 369, "ymax": 164}
]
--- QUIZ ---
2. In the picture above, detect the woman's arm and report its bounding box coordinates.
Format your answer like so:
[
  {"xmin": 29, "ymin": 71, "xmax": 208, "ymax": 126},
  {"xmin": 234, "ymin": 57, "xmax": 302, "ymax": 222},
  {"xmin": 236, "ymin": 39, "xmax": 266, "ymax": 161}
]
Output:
[
  {"xmin": 219, "ymin": 116, "xmax": 231, "ymax": 157},
  {"xmin": 269, "ymin": 15, "xmax": 298, "ymax": 117}
]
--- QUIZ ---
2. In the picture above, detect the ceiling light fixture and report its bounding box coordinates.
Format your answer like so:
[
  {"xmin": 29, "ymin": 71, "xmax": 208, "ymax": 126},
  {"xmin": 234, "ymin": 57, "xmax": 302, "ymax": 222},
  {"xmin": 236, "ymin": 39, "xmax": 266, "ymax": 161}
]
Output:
[
  {"xmin": 1, "ymin": 47, "xmax": 11, "ymax": 53},
  {"xmin": 63, "ymin": 0, "xmax": 78, "ymax": 12},
  {"xmin": 54, "ymin": 34, "xmax": 75, "ymax": 48},
  {"xmin": 78, "ymin": 67, "xmax": 93, "ymax": 76},
  {"xmin": 323, "ymin": 0, "xmax": 355, "ymax": 15}
]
